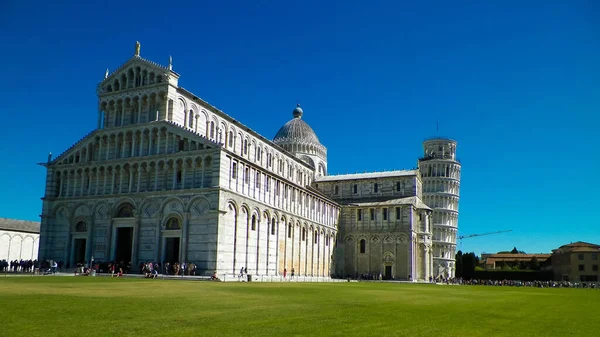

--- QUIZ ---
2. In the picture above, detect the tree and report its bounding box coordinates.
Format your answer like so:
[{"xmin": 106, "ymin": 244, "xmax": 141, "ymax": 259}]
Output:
[
  {"xmin": 454, "ymin": 250, "xmax": 463, "ymax": 277},
  {"xmin": 460, "ymin": 252, "xmax": 477, "ymax": 279},
  {"xmin": 529, "ymin": 256, "xmax": 540, "ymax": 270},
  {"xmin": 455, "ymin": 251, "xmax": 463, "ymax": 277}
]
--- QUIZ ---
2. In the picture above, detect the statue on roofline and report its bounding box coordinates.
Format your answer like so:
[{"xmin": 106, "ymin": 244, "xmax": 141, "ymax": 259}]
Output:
[{"xmin": 135, "ymin": 41, "xmax": 141, "ymax": 56}]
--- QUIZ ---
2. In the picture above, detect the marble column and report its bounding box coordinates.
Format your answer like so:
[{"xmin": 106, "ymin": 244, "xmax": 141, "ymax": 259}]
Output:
[
  {"xmin": 155, "ymin": 213, "xmax": 162, "ymax": 263},
  {"xmin": 181, "ymin": 212, "xmax": 190, "ymax": 262}
]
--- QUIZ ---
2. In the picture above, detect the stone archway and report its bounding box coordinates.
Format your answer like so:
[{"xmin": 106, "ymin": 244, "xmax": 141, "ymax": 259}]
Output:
[
  {"xmin": 382, "ymin": 252, "xmax": 395, "ymax": 280},
  {"xmin": 70, "ymin": 221, "xmax": 89, "ymax": 267},
  {"xmin": 161, "ymin": 216, "xmax": 183, "ymax": 265},
  {"xmin": 111, "ymin": 203, "xmax": 136, "ymax": 265}
]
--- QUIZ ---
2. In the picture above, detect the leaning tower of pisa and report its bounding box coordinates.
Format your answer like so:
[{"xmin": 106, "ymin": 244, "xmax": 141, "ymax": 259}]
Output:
[{"xmin": 418, "ymin": 138, "xmax": 461, "ymax": 279}]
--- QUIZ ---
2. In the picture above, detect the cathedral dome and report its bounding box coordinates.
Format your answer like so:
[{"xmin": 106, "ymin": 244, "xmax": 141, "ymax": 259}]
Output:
[{"xmin": 273, "ymin": 104, "xmax": 321, "ymax": 145}]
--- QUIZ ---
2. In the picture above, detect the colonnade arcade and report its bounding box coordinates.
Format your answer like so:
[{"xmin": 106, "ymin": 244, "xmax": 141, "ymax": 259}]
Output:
[
  {"xmin": 0, "ymin": 232, "xmax": 39, "ymax": 262},
  {"xmin": 226, "ymin": 201, "xmax": 336, "ymax": 277},
  {"xmin": 57, "ymin": 125, "xmax": 213, "ymax": 166},
  {"xmin": 432, "ymin": 227, "xmax": 457, "ymax": 244},
  {"xmin": 420, "ymin": 162, "xmax": 461, "ymax": 179},
  {"xmin": 51, "ymin": 155, "xmax": 212, "ymax": 198},
  {"xmin": 432, "ymin": 243, "xmax": 455, "ymax": 260},
  {"xmin": 100, "ymin": 92, "xmax": 166, "ymax": 128},
  {"xmin": 423, "ymin": 195, "xmax": 459, "ymax": 211},
  {"xmin": 433, "ymin": 257, "xmax": 455, "ymax": 278},
  {"xmin": 423, "ymin": 179, "xmax": 460, "ymax": 195},
  {"xmin": 100, "ymin": 91, "xmax": 316, "ymax": 189},
  {"xmin": 431, "ymin": 211, "xmax": 458, "ymax": 228},
  {"xmin": 103, "ymin": 66, "xmax": 165, "ymax": 93}
]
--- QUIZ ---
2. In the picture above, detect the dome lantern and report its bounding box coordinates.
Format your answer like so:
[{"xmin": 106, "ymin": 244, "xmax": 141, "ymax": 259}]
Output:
[{"xmin": 293, "ymin": 104, "xmax": 303, "ymax": 119}]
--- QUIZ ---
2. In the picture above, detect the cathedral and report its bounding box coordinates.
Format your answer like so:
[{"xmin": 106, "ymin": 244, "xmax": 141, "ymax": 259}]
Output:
[{"xmin": 38, "ymin": 43, "xmax": 461, "ymax": 281}]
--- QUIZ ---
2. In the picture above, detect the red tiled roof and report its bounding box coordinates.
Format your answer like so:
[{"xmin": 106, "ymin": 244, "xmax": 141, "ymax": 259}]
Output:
[{"xmin": 553, "ymin": 241, "xmax": 600, "ymax": 253}]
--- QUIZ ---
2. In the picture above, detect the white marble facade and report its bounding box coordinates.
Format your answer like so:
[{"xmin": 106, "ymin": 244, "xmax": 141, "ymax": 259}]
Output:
[
  {"xmin": 38, "ymin": 43, "xmax": 338, "ymax": 278},
  {"xmin": 418, "ymin": 139, "xmax": 461, "ymax": 278},
  {"xmin": 38, "ymin": 43, "xmax": 460, "ymax": 280},
  {"xmin": 314, "ymin": 171, "xmax": 434, "ymax": 281},
  {"xmin": 0, "ymin": 230, "xmax": 39, "ymax": 262}
]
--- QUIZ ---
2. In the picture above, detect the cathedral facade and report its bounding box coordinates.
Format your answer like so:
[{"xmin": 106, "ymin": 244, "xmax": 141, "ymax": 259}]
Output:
[{"xmin": 38, "ymin": 43, "xmax": 460, "ymax": 280}]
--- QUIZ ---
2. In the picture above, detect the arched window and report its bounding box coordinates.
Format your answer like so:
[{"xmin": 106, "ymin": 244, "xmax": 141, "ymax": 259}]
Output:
[
  {"xmin": 243, "ymin": 139, "xmax": 248, "ymax": 155},
  {"xmin": 165, "ymin": 217, "xmax": 181, "ymax": 230},
  {"xmin": 210, "ymin": 121, "xmax": 215, "ymax": 139},
  {"xmin": 228, "ymin": 131, "xmax": 234, "ymax": 148},
  {"xmin": 360, "ymin": 239, "xmax": 366, "ymax": 254},
  {"xmin": 75, "ymin": 221, "xmax": 87, "ymax": 232},
  {"xmin": 271, "ymin": 218, "xmax": 276, "ymax": 235},
  {"xmin": 189, "ymin": 110, "xmax": 194, "ymax": 129},
  {"xmin": 302, "ymin": 228, "xmax": 306, "ymax": 241},
  {"xmin": 251, "ymin": 215, "xmax": 256, "ymax": 231},
  {"xmin": 116, "ymin": 204, "xmax": 134, "ymax": 218},
  {"xmin": 314, "ymin": 231, "xmax": 318, "ymax": 244},
  {"xmin": 288, "ymin": 224, "xmax": 292, "ymax": 238}
]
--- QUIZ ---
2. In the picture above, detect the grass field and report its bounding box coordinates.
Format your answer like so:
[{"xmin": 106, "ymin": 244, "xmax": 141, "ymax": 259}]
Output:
[{"xmin": 0, "ymin": 277, "xmax": 598, "ymax": 337}]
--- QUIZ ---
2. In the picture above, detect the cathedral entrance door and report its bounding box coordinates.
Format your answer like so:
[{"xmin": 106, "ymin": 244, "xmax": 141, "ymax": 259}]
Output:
[
  {"xmin": 164, "ymin": 237, "xmax": 180, "ymax": 263},
  {"xmin": 384, "ymin": 265, "xmax": 393, "ymax": 280},
  {"xmin": 73, "ymin": 239, "xmax": 87, "ymax": 266},
  {"xmin": 115, "ymin": 227, "xmax": 133, "ymax": 264}
]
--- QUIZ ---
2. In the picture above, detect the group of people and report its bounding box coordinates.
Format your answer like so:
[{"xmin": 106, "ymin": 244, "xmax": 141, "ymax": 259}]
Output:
[
  {"xmin": 442, "ymin": 277, "xmax": 599, "ymax": 289},
  {"xmin": 162, "ymin": 261, "xmax": 197, "ymax": 276},
  {"xmin": 140, "ymin": 262, "xmax": 159, "ymax": 278},
  {"xmin": 0, "ymin": 259, "xmax": 38, "ymax": 273}
]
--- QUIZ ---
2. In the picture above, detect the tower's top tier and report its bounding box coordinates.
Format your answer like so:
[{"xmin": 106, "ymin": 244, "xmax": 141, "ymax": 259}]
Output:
[{"xmin": 421, "ymin": 138, "xmax": 458, "ymax": 162}]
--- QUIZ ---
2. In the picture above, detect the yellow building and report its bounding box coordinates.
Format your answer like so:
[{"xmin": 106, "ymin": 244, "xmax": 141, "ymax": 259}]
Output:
[
  {"xmin": 482, "ymin": 253, "xmax": 550, "ymax": 270},
  {"xmin": 550, "ymin": 242, "xmax": 600, "ymax": 282}
]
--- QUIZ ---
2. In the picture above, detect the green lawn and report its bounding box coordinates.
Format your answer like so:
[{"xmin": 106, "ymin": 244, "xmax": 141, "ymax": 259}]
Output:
[{"xmin": 0, "ymin": 277, "xmax": 597, "ymax": 337}]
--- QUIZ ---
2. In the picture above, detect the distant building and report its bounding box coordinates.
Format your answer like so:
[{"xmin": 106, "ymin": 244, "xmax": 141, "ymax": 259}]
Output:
[
  {"xmin": 481, "ymin": 253, "xmax": 550, "ymax": 270},
  {"xmin": 0, "ymin": 218, "xmax": 40, "ymax": 261},
  {"xmin": 550, "ymin": 241, "xmax": 600, "ymax": 282}
]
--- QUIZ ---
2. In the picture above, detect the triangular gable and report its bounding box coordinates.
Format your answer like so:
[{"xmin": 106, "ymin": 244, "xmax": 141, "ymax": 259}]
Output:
[
  {"xmin": 51, "ymin": 129, "xmax": 100, "ymax": 165},
  {"xmin": 98, "ymin": 55, "xmax": 179, "ymax": 90}
]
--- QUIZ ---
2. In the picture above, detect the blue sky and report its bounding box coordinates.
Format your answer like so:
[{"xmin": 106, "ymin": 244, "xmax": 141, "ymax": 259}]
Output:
[{"xmin": 1, "ymin": 1, "xmax": 599, "ymax": 255}]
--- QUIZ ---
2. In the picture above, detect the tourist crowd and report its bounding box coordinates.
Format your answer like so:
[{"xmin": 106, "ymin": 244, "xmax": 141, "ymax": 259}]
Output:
[
  {"xmin": 436, "ymin": 277, "xmax": 599, "ymax": 289},
  {"xmin": 0, "ymin": 259, "xmax": 38, "ymax": 273}
]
